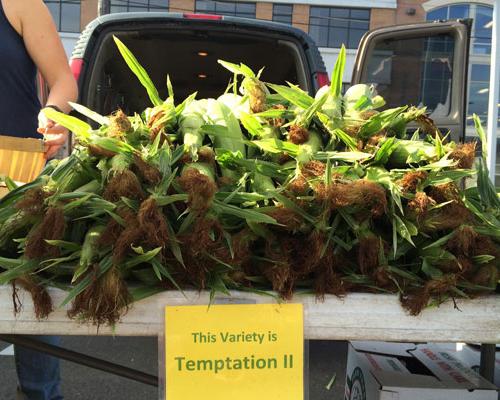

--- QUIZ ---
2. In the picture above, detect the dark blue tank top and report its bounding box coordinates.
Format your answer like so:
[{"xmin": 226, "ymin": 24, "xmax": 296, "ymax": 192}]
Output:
[{"xmin": 0, "ymin": 0, "xmax": 41, "ymax": 138}]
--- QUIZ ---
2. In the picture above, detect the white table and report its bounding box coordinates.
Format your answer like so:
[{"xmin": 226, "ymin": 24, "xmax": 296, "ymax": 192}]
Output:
[{"xmin": 0, "ymin": 286, "xmax": 498, "ymax": 343}]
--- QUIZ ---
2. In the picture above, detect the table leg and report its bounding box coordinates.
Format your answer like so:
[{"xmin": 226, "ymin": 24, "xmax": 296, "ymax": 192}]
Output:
[{"xmin": 479, "ymin": 344, "xmax": 496, "ymax": 383}]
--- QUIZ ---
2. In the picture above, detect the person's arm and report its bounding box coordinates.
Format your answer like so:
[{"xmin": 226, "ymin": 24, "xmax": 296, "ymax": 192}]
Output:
[{"xmin": 14, "ymin": 0, "xmax": 78, "ymax": 158}]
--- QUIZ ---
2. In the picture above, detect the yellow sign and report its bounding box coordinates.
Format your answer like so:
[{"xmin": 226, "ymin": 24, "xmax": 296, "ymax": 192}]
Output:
[{"xmin": 165, "ymin": 303, "xmax": 304, "ymax": 400}]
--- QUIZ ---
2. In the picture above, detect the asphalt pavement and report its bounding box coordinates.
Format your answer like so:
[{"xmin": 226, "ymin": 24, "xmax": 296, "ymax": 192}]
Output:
[{"xmin": 0, "ymin": 338, "xmax": 347, "ymax": 399}]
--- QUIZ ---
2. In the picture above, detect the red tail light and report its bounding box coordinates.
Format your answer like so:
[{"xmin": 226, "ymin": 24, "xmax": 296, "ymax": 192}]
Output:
[
  {"xmin": 70, "ymin": 58, "xmax": 84, "ymax": 82},
  {"xmin": 316, "ymin": 72, "xmax": 330, "ymax": 88},
  {"xmin": 183, "ymin": 13, "xmax": 222, "ymax": 20}
]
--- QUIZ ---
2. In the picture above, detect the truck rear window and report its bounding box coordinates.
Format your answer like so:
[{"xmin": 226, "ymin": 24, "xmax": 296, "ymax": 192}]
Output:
[
  {"xmin": 362, "ymin": 33, "xmax": 455, "ymax": 119},
  {"xmin": 84, "ymin": 28, "xmax": 309, "ymax": 115}
]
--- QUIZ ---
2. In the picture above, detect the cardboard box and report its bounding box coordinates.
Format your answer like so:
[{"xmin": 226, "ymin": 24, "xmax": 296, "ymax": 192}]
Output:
[
  {"xmin": 345, "ymin": 342, "xmax": 498, "ymax": 400},
  {"xmin": 430, "ymin": 343, "xmax": 500, "ymax": 388},
  {"xmin": 0, "ymin": 135, "xmax": 45, "ymax": 183}
]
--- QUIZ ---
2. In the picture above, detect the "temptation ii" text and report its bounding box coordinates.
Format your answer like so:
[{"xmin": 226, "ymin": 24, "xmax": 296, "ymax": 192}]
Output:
[{"xmin": 174, "ymin": 354, "xmax": 295, "ymax": 374}]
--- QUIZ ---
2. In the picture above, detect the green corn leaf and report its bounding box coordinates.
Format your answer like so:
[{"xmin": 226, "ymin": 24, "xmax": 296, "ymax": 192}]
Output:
[
  {"xmin": 240, "ymin": 63, "xmax": 256, "ymax": 78},
  {"xmin": 330, "ymin": 45, "xmax": 346, "ymax": 98},
  {"xmin": 422, "ymin": 230, "xmax": 456, "ymax": 250},
  {"xmin": 366, "ymin": 167, "xmax": 403, "ymax": 214},
  {"xmin": 317, "ymin": 113, "xmax": 357, "ymax": 151},
  {"xmin": 175, "ymin": 92, "xmax": 198, "ymax": 116},
  {"xmin": 43, "ymin": 108, "xmax": 91, "ymax": 140},
  {"xmin": 421, "ymin": 258, "xmax": 444, "ymax": 279},
  {"xmin": 166, "ymin": 219, "xmax": 184, "ymax": 267},
  {"xmin": 216, "ymin": 149, "xmax": 288, "ymax": 179},
  {"xmin": 455, "ymin": 278, "xmax": 494, "ymax": 292},
  {"xmin": 200, "ymin": 124, "xmax": 230, "ymax": 137},
  {"xmin": 299, "ymin": 91, "xmax": 329, "ymax": 128},
  {"xmin": 130, "ymin": 286, "xmax": 166, "ymax": 302},
  {"xmin": 131, "ymin": 269, "xmax": 160, "ymax": 285},
  {"xmin": 208, "ymin": 274, "xmax": 231, "ymax": 303},
  {"xmin": 60, "ymin": 256, "xmax": 113, "ymax": 307},
  {"xmin": 420, "ymin": 156, "xmax": 456, "ymax": 170},
  {"xmin": 213, "ymin": 200, "xmax": 278, "ymax": 225},
  {"xmin": 433, "ymin": 133, "xmax": 445, "ymax": 159},
  {"xmin": 166, "ymin": 75, "xmax": 174, "ymax": 99},
  {"xmin": 218, "ymin": 60, "xmax": 244, "ymax": 76},
  {"xmin": 104, "ymin": 210, "xmax": 125, "ymax": 227},
  {"xmin": 149, "ymin": 127, "xmax": 163, "ymax": 156},
  {"xmin": 373, "ymin": 137, "xmax": 399, "ymax": 164},
  {"xmin": 463, "ymin": 198, "xmax": 500, "ymax": 233},
  {"xmin": 63, "ymin": 193, "xmax": 93, "ymax": 212},
  {"xmin": 206, "ymin": 100, "xmax": 246, "ymax": 157},
  {"xmin": 222, "ymin": 177, "xmax": 249, "ymax": 203},
  {"xmin": 266, "ymin": 83, "xmax": 313, "ymax": 109},
  {"xmin": 206, "ymin": 253, "xmax": 236, "ymax": 270},
  {"xmin": 353, "ymin": 95, "xmax": 372, "ymax": 111},
  {"xmin": 236, "ymin": 285, "xmax": 278, "ymax": 299},
  {"xmin": 0, "ymin": 260, "xmax": 38, "ymax": 284},
  {"xmin": 124, "ymin": 247, "xmax": 163, "ymax": 270},
  {"xmin": 0, "ymin": 177, "xmax": 45, "ymax": 209},
  {"xmin": 394, "ymin": 215, "xmax": 416, "ymax": 246},
  {"xmin": 358, "ymin": 106, "xmax": 407, "ymax": 139},
  {"xmin": 41, "ymin": 251, "xmax": 81, "ymax": 271},
  {"xmin": 386, "ymin": 265, "xmax": 423, "ymax": 282},
  {"xmin": 273, "ymin": 192, "xmax": 317, "ymax": 225},
  {"xmin": 325, "ymin": 157, "xmax": 332, "ymax": 187},
  {"xmin": 151, "ymin": 257, "xmax": 183, "ymax": 291},
  {"xmin": 378, "ymin": 238, "xmax": 388, "ymax": 266},
  {"xmin": 472, "ymin": 118, "xmax": 497, "ymax": 210},
  {"xmin": 158, "ymin": 145, "xmax": 172, "ymax": 175},
  {"xmin": 332, "ymin": 235, "xmax": 354, "ymax": 251},
  {"xmin": 113, "ymin": 36, "xmax": 162, "ymax": 106},
  {"xmin": 92, "ymin": 137, "xmax": 135, "ymax": 154},
  {"xmin": 426, "ymin": 169, "xmax": 476, "ymax": 186},
  {"xmin": 389, "ymin": 240, "xmax": 415, "ymax": 261},
  {"xmin": 214, "ymin": 191, "xmax": 268, "ymax": 204},
  {"xmin": 473, "ymin": 225, "xmax": 500, "ymax": 238},
  {"xmin": 253, "ymin": 108, "xmax": 293, "ymax": 119},
  {"xmin": 473, "ymin": 113, "xmax": 488, "ymax": 156},
  {"xmin": 421, "ymin": 247, "xmax": 457, "ymax": 264},
  {"xmin": 69, "ymin": 102, "xmax": 109, "ymax": 126},
  {"xmin": 473, "ymin": 255, "xmax": 496, "ymax": 264},
  {"xmin": 218, "ymin": 60, "xmax": 255, "ymax": 78},
  {"xmin": 239, "ymin": 112, "xmax": 263, "ymax": 137},
  {"xmin": 0, "ymin": 256, "xmax": 24, "ymax": 270},
  {"xmin": 158, "ymin": 168, "xmax": 178, "ymax": 195},
  {"xmin": 120, "ymin": 196, "xmax": 140, "ymax": 211},
  {"xmin": 315, "ymin": 151, "xmax": 372, "ymax": 162},
  {"xmin": 4, "ymin": 176, "xmax": 17, "ymax": 191},
  {"xmin": 338, "ymin": 209, "xmax": 360, "ymax": 232},
  {"xmin": 332, "ymin": 128, "xmax": 358, "ymax": 152},
  {"xmin": 154, "ymin": 194, "xmax": 189, "ymax": 207},
  {"xmin": 44, "ymin": 240, "xmax": 81, "ymax": 252},
  {"xmin": 251, "ymin": 138, "xmax": 299, "ymax": 156}
]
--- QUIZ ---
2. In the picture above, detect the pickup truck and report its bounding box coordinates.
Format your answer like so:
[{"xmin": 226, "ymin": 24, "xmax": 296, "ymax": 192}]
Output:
[{"xmin": 69, "ymin": 13, "xmax": 471, "ymax": 145}]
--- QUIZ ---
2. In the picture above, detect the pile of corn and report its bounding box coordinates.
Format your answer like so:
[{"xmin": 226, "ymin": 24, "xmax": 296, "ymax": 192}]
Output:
[{"xmin": 0, "ymin": 38, "xmax": 498, "ymax": 325}]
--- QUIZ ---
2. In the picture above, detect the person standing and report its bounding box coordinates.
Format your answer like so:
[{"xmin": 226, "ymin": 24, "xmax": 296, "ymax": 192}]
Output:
[{"xmin": 0, "ymin": 0, "xmax": 78, "ymax": 399}]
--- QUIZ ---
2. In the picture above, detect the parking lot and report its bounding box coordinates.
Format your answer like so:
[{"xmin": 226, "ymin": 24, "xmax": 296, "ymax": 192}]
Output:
[{"xmin": 0, "ymin": 338, "xmax": 347, "ymax": 399}]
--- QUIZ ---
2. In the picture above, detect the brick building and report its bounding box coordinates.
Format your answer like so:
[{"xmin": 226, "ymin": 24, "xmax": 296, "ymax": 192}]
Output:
[{"xmin": 47, "ymin": 0, "xmax": 435, "ymax": 83}]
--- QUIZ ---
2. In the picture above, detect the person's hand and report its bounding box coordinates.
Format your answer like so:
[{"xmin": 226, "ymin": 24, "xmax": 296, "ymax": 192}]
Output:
[{"xmin": 38, "ymin": 109, "xmax": 68, "ymax": 159}]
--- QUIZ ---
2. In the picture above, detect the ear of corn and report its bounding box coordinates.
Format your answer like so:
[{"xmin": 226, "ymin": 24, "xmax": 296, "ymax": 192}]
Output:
[{"xmin": 179, "ymin": 99, "xmax": 208, "ymax": 160}]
